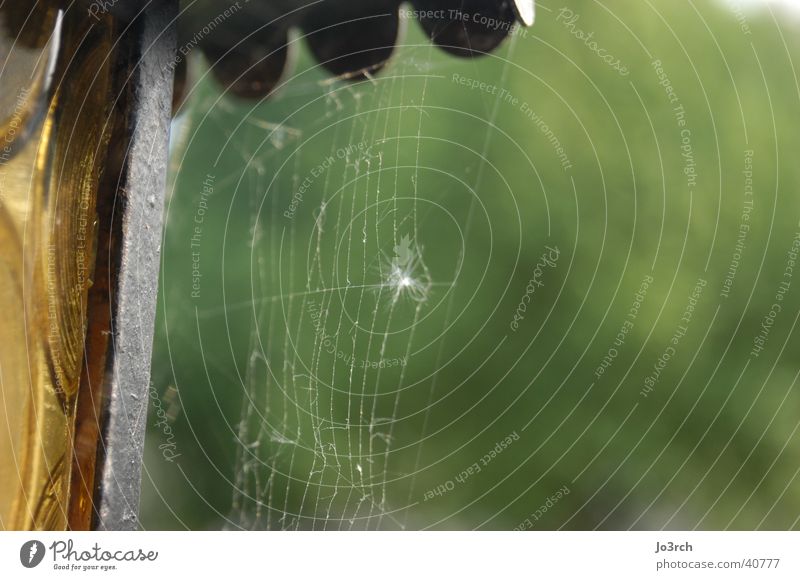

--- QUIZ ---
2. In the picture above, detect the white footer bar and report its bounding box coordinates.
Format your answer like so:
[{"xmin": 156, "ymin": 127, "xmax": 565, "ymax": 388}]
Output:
[{"xmin": 1, "ymin": 532, "xmax": 798, "ymax": 578}]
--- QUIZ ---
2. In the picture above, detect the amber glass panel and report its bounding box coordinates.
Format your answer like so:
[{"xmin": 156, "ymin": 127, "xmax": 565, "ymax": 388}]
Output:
[{"xmin": 0, "ymin": 8, "xmax": 115, "ymax": 530}]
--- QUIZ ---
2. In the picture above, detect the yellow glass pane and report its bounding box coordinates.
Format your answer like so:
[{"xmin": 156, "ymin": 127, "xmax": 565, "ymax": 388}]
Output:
[{"xmin": 0, "ymin": 7, "xmax": 115, "ymax": 530}]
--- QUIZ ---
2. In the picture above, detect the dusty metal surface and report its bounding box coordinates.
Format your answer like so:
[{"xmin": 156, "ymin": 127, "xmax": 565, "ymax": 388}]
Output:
[{"xmin": 91, "ymin": 0, "xmax": 177, "ymax": 531}]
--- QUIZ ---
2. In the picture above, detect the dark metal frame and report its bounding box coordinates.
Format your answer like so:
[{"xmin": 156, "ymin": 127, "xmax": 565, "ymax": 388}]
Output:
[{"xmin": 91, "ymin": 1, "xmax": 177, "ymax": 530}]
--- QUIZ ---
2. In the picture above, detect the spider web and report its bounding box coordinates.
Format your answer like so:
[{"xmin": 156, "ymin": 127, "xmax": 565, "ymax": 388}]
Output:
[
  {"xmin": 203, "ymin": 33, "xmax": 522, "ymax": 530},
  {"xmin": 151, "ymin": 0, "xmax": 800, "ymax": 532}
]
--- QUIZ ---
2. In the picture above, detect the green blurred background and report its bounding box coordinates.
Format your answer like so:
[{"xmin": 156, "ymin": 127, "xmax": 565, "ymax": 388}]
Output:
[{"xmin": 140, "ymin": 0, "xmax": 800, "ymax": 530}]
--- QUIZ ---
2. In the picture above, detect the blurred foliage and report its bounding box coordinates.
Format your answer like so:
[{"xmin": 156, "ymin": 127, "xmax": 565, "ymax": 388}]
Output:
[{"xmin": 141, "ymin": 0, "xmax": 800, "ymax": 530}]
